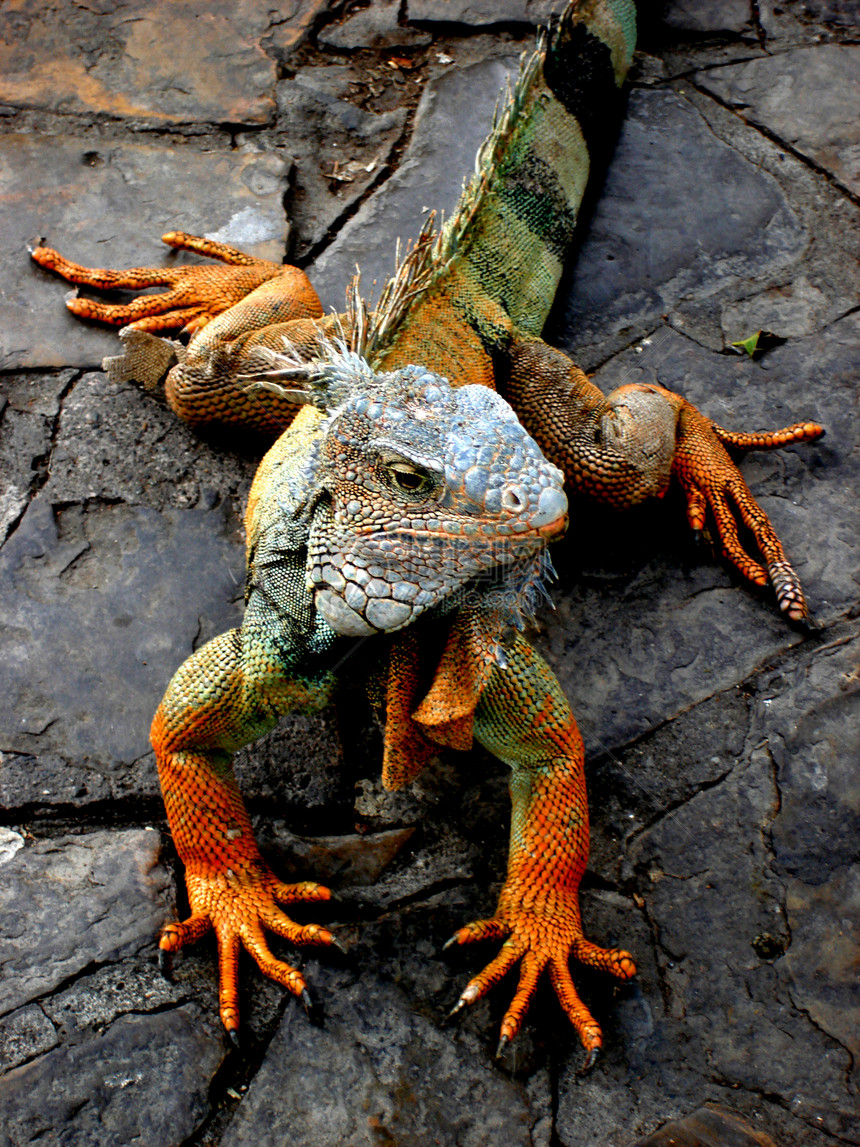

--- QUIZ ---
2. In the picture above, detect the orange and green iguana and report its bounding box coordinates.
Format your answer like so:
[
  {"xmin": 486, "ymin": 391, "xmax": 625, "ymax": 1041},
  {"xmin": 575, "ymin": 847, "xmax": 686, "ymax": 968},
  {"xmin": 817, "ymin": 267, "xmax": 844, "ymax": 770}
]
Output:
[{"xmin": 30, "ymin": 0, "xmax": 823, "ymax": 1065}]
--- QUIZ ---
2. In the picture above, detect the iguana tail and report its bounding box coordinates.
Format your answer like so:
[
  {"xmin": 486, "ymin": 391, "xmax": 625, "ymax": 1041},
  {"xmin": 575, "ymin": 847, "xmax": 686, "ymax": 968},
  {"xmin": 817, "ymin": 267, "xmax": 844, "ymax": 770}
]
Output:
[{"xmin": 370, "ymin": 0, "xmax": 636, "ymax": 372}]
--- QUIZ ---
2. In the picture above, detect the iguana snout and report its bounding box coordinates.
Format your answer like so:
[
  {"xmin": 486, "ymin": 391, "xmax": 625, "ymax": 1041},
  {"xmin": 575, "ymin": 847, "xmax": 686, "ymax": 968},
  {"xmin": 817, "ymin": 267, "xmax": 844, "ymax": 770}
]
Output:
[{"xmin": 306, "ymin": 364, "xmax": 567, "ymax": 637}]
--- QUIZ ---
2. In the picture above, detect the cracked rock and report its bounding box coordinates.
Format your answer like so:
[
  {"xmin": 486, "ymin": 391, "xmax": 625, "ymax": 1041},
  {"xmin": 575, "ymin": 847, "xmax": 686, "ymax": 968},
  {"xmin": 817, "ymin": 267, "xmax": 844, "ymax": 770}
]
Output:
[
  {"xmin": 0, "ymin": 1005, "xmax": 223, "ymax": 1147},
  {"xmin": 220, "ymin": 976, "xmax": 535, "ymax": 1147},
  {"xmin": 0, "ymin": 829, "xmax": 172, "ymax": 1016},
  {"xmin": 696, "ymin": 45, "xmax": 860, "ymax": 197},
  {"xmin": 550, "ymin": 88, "xmax": 806, "ymax": 368},
  {"xmin": 276, "ymin": 66, "xmax": 407, "ymax": 259},
  {"xmin": 309, "ymin": 53, "xmax": 521, "ymax": 311},
  {"xmin": 0, "ymin": 0, "xmax": 278, "ymax": 125},
  {"xmin": 5, "ymin": 135, "xmax": 289, "ymax": 370}
]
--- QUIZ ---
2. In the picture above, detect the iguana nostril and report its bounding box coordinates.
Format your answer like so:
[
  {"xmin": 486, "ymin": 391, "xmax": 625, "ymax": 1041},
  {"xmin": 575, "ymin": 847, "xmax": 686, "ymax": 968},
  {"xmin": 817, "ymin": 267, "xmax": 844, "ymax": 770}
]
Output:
[{"xmin": 501, "ymin": 484, "xmax": 528, "ymax": 513}]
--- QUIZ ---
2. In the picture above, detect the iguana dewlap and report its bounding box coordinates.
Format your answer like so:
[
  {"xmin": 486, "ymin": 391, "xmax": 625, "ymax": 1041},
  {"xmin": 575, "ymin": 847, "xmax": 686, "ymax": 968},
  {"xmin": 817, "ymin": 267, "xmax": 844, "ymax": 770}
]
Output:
[{"xmin": 31, "ymin": 0, "xmax": 823, "ymax": 1064}]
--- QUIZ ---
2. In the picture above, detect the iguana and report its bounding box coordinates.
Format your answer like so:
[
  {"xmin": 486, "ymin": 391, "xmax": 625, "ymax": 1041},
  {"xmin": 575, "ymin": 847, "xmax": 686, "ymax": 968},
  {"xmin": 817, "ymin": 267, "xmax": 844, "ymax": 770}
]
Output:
[{"xmin": 30, "ymin": 0, "xmax": 823, "ymax": 1065}]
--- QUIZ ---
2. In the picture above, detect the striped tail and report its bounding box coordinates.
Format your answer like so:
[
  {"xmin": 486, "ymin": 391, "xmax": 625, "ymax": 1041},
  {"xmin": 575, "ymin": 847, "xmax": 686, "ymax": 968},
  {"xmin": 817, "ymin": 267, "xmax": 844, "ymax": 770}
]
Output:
[
  {"xmin": 361, "ymin": 0, "xmax": 636, "ymax": 375},
  {"xmin": 445, "ymin": 0, "xmax": 637, "ymax": 337}
]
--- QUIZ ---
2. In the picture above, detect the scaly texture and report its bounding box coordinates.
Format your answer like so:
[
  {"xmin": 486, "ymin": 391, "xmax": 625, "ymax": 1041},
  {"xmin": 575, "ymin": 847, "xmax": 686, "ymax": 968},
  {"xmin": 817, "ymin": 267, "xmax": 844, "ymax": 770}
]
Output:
[{"xmin": 31, "ymin": 0, "xmax": 825, "ymax": 1059}]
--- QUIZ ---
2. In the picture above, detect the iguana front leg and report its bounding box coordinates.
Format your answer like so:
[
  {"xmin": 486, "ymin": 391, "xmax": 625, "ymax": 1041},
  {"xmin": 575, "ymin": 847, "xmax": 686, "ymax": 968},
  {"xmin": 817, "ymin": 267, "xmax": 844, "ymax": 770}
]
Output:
[
  {"xmin": 32, "ymin": 231, "xmax": 328, "ymax": 433},
  {"xmin": 447, "ymin": 635, "xmax": 635, "ymax": 1064},
  {"xmin": 30, "ymin": 230, "xmax": 321, "ymax": 334},
  {"xmin": 502, "ymin": 337, "xmax": 823, "ymax": 623},
  {"xmin": 151, "ymin": 627, "xmax": 336, "ymax": 1038}
]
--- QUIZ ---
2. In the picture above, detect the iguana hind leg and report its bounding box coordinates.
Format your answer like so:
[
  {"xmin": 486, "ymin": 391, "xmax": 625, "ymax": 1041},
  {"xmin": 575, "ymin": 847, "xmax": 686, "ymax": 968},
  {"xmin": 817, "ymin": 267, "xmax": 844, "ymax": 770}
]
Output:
[{"xmin": 503, "ymin": 336, "xmax": 824, "ymax": 623}]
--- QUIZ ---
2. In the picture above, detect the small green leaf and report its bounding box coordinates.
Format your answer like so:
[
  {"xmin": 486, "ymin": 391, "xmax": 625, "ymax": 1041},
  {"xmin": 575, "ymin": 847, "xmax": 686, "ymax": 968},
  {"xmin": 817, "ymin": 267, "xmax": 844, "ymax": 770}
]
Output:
[
  {"xmin": 731, "ymin": 330, "xmax": 762, "ymax": 357},
  {"xmin": 730, "ymin": 329, "xmax": 786, "ymax": 359}
]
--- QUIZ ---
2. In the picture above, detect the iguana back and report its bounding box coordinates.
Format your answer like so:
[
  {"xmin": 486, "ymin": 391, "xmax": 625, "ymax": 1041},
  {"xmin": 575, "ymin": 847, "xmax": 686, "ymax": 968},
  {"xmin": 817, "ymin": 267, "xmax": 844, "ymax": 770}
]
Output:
[{"xmin": 375, "ymin": 0, "xmax": 636, "ymax": 382}]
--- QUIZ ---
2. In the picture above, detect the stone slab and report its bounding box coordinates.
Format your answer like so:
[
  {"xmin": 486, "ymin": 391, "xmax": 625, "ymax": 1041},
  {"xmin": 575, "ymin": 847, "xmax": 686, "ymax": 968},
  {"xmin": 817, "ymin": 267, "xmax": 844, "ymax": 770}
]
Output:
[
  {"xmin": 3, "ymin": 134, "xmax": 289, "ymax": 370},
  {"xmin": 0, "ymin": 0, "xmax": 277, "ymax": 125},
  {"xmin": 0, "ymin": 829, "xmax": 171, "ymax": 1016},
  {"xmin": 221, "ymin": 976, "xmax": 536, "ymax": 1147},
  {"xmin": 0, "ymin": 1005, "xmax": 223, "ymax": 1147},
  {"xmin": 408, "ymin": 0, "xmax": 558, "ymax": 24},
  {"xmin": 276, "ymin": 67, "xmax": 407, "ymax": 259},
  {"xmin": 550, "ymin": 88, "xmax": 806, "ymax": 367},
  {"xmin": 552, "ymin": 625, "xmax": 860, "ymax": 1145},
  {"xmin": 0, "ymin": 493, "xmax": 245, "ymax": 768},
  {"xmin": 320, "ymin": 0, "xmax": 432, "ymax": 50},
  {"xmin": 661, "ymin": 0, "xmax": 755, "ymax": 34},
  {"xmin": 695, "ymin": 45, "xmax": 860, "ymax": 196},
  {"xmin": 309, "ymin": 54, "xmax": 520, "ymax": 312}
]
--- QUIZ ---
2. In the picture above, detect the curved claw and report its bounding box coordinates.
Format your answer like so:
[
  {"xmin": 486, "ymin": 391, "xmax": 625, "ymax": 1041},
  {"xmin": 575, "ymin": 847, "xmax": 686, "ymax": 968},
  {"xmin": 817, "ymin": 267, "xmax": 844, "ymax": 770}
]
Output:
[
  {"xmin": 158, "ymin": 947, "xmax": 174, "ymax": 981},
  {"xmin": 578, "ymin": 1046, "xmax": 600, "ymax": 1076},
  {"xmin": 227, "ymin": 1027, "xmax": 241, "ymax": 1051},
  {"xmin": 448, "ymin": 906, "xmax": 635, "ymax": 1057}
]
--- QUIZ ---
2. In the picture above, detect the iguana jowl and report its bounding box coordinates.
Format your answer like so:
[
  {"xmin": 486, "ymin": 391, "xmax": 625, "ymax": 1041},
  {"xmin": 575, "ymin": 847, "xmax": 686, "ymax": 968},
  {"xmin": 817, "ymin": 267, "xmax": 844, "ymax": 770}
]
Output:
[{"xmin": 31, "ymin": 0, "xmax": 823, "ymax": 1063}]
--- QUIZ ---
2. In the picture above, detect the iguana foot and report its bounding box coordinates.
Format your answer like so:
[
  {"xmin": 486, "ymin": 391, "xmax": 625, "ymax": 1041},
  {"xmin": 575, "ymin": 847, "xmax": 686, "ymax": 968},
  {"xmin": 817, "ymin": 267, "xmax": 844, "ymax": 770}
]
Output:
[
  {"xmin": 445, "ymin": 906, "xmax": 635, "ymax": 1057},
  {"xmin": 30, "ymin": 231, "xmax": 285, "ymax": 334},
  {"xmin": 674, "ymin": 402, "xmax": 824, "ymax": 624},
  {"xmin": 160, "ymin": 865, "xmax": 334, "ymax": 1036}
]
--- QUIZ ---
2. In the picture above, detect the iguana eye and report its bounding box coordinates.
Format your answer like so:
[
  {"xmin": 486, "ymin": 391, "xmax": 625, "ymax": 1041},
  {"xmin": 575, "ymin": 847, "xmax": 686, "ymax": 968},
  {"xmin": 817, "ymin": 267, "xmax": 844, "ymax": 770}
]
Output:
[{"xmin": 387, "ymin": 460, "xmax": 432, "ymax": 494}]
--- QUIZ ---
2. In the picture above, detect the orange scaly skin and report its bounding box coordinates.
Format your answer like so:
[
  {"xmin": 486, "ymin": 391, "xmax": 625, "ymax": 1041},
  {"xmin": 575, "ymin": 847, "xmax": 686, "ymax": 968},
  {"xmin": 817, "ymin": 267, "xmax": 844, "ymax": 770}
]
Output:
[
  {"xmin": 30, "ymin": 0, "xmax": 825, "ymax": 1061},
  {"xmin": 150, "ymin": 627, "xmax": 337, "ymax": 1035},
  {"xmin": 454, "ymin": 635, "xmax": 636, "ymax": 1061}
]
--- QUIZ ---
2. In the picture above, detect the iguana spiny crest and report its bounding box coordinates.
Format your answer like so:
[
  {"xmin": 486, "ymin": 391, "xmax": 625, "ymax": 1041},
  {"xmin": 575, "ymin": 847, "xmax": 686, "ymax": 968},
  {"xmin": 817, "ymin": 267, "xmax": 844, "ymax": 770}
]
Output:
[{"xmin": 254, "ymin": 344, "xmax": 569, "ymax": 638}]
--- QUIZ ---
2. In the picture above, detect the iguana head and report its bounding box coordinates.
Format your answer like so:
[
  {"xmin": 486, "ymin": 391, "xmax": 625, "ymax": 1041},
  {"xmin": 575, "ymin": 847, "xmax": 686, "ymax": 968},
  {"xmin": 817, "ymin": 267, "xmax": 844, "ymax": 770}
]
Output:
[{"xmin": 251, "ymin": 344, "xmax": 568, "ymax": 638}]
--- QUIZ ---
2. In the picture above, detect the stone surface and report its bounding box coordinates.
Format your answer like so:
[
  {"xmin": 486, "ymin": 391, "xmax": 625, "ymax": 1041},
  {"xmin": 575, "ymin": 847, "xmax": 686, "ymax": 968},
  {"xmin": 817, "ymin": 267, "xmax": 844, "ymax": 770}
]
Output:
[
  {"xmin": 320, "ymin": 0, "xmax": 432, "ymax": 50},
  {"xmin": 661, "ymin": 0, "xmax": 755, "ymax": 34},
  {"xmin": 0, "ymin": 829, "xmax": 171, "ymax": 1015},
  {"xmin": 3, "ymin": 135, "xmax": 290, "ymax": 370},
  {"xmin": 220, "ymin": 976, "xmax": 536, "ymax": 1147},
  {"xmin": 695, "ymin": 45, "xmax": 860, "ymax": 196},
  {"xmin": 408, "ymin": 0, "xmax": 558, "ymax": 24},
  {"xmin": 551, "ymin": 88, "xmax": 806, "ymax": 366},
  {"xmin": 0, "ymin": 1005, "xmax": 224, "ymax": 1147},
  {"xmin": 309, "ymin": 53, "xmax": 520, "ymax": 311},
  {"xmin": 0, "ymin": 493, "xmax": 244, "ymax": 768},
  {"xmin": 276, "ymin": 66, "xmax": 407, "ymax": 259},
  {"xmin": 0, "ymin": 0, "xmax": 279, "ymax": 125}
]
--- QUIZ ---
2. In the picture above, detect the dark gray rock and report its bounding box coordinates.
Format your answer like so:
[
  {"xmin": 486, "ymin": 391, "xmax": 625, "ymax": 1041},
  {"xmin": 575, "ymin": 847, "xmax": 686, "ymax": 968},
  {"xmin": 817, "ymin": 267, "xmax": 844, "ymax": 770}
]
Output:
[
  {"xmin": 0, "ymin": 829, "xmax": 172, "ymax": 1015},
  {"xmin": 0, "ymin": 370, "xmax": 74, "ymax": 542},
  {"xmin": 758, "ymin": 0, "xmax": 860, "ymax": 42},
  {"xmin": 276, "ymin": 67, "xmax": 407, "ymax": 259},
  {"xmin": 0, "ymin": 494, "xmax": 244, "ymax": 768},
  {"xmin": 0, "ymin": 1005, "xmax": 224, "ymax": 1147},
  {"xmin": 661, "ymin": 0, "xmax": 754, "ymax": 34},
  {"xmin": 0, "ymin": 1005, "xmax": 59, "ymax": 1074},
  {"xmin": 551, "ymin": 88, "xmax": 806, "ymax": 367},
  {"xmin": 220, "ymin": 976, "xmax": 536, "ymax": 1147},
  {"xmin": 695, "ymin": 45, "xmax": 860, "ymax": 196},
  {"xmin": 320, "ymin": 0, "xmax": 432, "ymax": 50},
  {"xmin": 43, "ymin": 959, "xmax": 188, "ymax": 1036},
  {"xmin": 4, "ymin": 134, "xmax": 289, "ymax": 370},
  {"xmin": 408, "ymin": 0, "xmax": 557, "ymax": 25},
  {"xmin": 39, "ymin": 372, "xmax": 255, "ymax": 512},
  {"xmin": 755, "ymin": 630, "xmax": 860, "ymax": 1067},
  {"xmin": 309, "ymin": 53, "xmax": 520, "ymax": 311}
]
